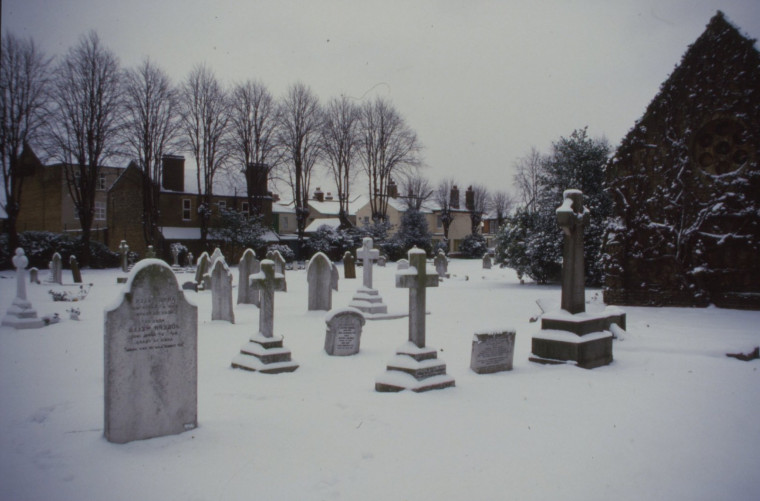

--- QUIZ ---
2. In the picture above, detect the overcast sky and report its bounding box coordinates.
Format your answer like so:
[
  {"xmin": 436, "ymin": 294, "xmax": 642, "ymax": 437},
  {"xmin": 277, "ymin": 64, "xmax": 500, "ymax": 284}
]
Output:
[{"xmin": 3, "ymin": 0, "xmax": 759, "ymax": 197}]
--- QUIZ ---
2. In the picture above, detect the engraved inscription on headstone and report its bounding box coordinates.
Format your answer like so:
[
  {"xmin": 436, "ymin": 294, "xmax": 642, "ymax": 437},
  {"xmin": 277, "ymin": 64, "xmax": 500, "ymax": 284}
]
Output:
[
  {"xmin": 104, "ymin": 259, "xmax": 197, "ymax": 444},
  {"xmin": 324, "ymin": 308, "xmax": 365, "ymax": 356},
  {"xmin": 470, "ymin": 331, "xmax": 516, "ymax": 374}
]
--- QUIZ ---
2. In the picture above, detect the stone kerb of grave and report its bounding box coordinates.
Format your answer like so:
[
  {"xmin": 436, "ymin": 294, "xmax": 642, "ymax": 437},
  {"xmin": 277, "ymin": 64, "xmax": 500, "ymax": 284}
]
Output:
[
  {"xmin": 104, "ymin": 258, "xmax": 197, "ymax": 444},
  {"xmin": 324, "ymin": 307, "xmax": 365, "ymax": 356},
  {"xmin": 307, "ymin": 252, "xmax": 334, "ymax": 311},
  {"xmin": 210, "ymin": 258, "xmax": 235, "ymax": 323},
  {"xmin": 231, "ymin": 260, "xmax": 298, "ymax": 374},
  {"xmin": 375, "ymin": 247, "xmax": 455, "ymax": 392},
  {"xmin": 530, "ymin": 189, "xmax": 623, "ymax": 369},
  {"xmin": 2, "ymin": 248, "xmax": 45, "ymax": 329},
  {"xmin": 470, "ymin": 330, "xmax": 516, "ymax": 374}
]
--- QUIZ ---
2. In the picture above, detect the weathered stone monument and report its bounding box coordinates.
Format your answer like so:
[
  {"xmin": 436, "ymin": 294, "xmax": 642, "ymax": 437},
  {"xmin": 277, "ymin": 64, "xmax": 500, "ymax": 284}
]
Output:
[
  {"xmin": 237, "ymin": 249, "xmax": 260, "ymax": 306},
  {"xmin": 470, "ymin": 330, "xmax": 516, "ymax": 374},
  {"xmin": 434, "ymin": 250, "xmax": 449, "ymax": 279},
  {"xmin": 49, "ymin": 252, "xmax": 63, "ymax": 284},
  {"xmin": 377, "ymin": 255, "xmax": 387, "ymax": 267},
  {"xmin": 145, "ymin": 245, "xmax": 156, "ymax": 259},
  {"xmin": 231, "ymin": 260, "xmax": 298, "ymax": 373},
  {"xmin": 266, "ymin": 250, "xmax": 287, "ymax": 291},
  {"xmin": 171, "ymin": 245, "xmax": 181, "ymax": 268},
  {"xmin": 396, "ymin": 259, "xmax": 409, "ymax": 270},
  {"xmin": 530, "ymin": 190, "xmax": 624, "ymax": 369},
  {"xmin": 331, "ymin": 263, "xmax": 339, "ymax": 291},
  {"xmin": 70, "ymin": 255, "xmax": 82, "ymax": 283},
  {"xmin": 307, "ymin": 252, "xmax": 333, "ymax": 311},
  {"xmin": 2, "ymin": 248, "xmax": 45, "ymax": 329},
  {"xmin": 375, "ymin": 247, "xmax": 455, "ymax": 392},
  {"xmin": 482, "ymin": 253, "xmax": 492, "ymax": 270},
  {"xmin": 210, "ymin": 258, "xmax": 235, "ymax": 323},
  {"xmin": 194, "ymin": 252, "xmax": 210, "ymax": 289},
  {"xmin": 324, "ymin": 307, "xmax": 365, "ymax": 356},
  {"xmin": 119, "ymin": 240, "xmax": 130, "ymax": 273},
  {"xmin": 29, "ymin": 267, "xmax": 40, "ymax": 284},
  {"xmin": 343, "ymin": 251, "xmax": 356, "ymax": 279},
  {"xmin": 186, "ymin": 252, "xmax": 194, "ymax": 270},
  {"xmin": 349, "ymin": 238, "xmax": 388, "ymax": 316},
  {"xmin": 104, "ymin": 259, "xmax": 197, "ymax": 443}
]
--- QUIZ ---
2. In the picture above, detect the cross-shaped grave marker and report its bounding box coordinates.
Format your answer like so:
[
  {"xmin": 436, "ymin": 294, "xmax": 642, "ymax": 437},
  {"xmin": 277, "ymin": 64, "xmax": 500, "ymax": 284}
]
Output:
[
  {"xmin": 231, "ymin": 259, "xmax": 298, "ymax": 373},
  {"xmin": 556, "ymin": 189, "xmax": 588, "ymax": 315},
  {"xmin": 357, "ymin": 237, "xmax": 380, "ymax": 289},
  {"xmin": 375, "ymin": 247, "xmax": 454, "ymax": 392},
  {"xmin": 349, "ymin": 237, "xmax": 389, "ymax": 316}
]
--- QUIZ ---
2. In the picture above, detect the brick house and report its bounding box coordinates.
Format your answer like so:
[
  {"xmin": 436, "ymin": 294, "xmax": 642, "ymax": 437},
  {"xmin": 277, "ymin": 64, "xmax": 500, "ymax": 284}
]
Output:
[{"xmin": 603, "ymin": 12, "xmax": 760, "ymax": 309}]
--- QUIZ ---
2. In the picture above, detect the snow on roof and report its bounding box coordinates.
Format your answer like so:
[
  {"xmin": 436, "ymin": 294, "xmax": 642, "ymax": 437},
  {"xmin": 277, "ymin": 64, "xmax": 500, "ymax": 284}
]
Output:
[
  {"xmin": 160, "ymin": 226, "xmax": 202, "ymax": 240},
  {"xmin": 304, "ymin": 218, "xmax": 341, "ymax": 233},
  {"xmin": 272, "ymin": 202, "xmax": 296, "ymax": 214}
]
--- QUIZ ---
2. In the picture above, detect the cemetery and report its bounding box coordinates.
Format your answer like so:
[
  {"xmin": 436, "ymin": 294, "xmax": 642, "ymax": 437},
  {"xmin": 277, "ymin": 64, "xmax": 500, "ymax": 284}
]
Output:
[{"xmin": 1, "ymin": 246, "xmax": 759, "ymax": 500}]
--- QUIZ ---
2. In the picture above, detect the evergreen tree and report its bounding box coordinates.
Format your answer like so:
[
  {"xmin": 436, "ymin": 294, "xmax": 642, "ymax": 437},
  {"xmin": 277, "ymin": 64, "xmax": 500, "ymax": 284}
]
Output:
[{"xmin": 393, "ymin": 208, "xmax": 432, "ymax": 256}]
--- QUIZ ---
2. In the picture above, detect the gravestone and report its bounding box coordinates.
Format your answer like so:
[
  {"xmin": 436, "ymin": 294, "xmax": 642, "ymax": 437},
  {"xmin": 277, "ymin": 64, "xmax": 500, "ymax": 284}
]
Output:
[
  {"xmin": 470, "ymin": 330, "xmax": 516, "ymax": 374},
  {"xmin": 70, "ymin": 255, "xmax": 82, "ymax": 283},
  {"xmin": 266, "ymin": 250, "xmax": 287, "ymax": 291},
  {"xmin": 349, "ymin": 238, "xmax": 388, "ymax": 315},
  {"xmin": 377, "ymin": 255, "xmax": 387, "ymax": 267},
  {"xmin": 210, "ymin": 259, "xmax": 235, "ymax": 323},
  {"xmin": 531, "ymin": 190, "xmax": 622, "ymax": 369},
  {"xmin": 194, "ymin": 252, "xmax": 210, "ymax": 288},
  {"xmin": 231, "ymin": 260, "xmax": 298, "ymax": 373},
  {"xmin": 29, "ymin": 267, "xmax": 40, "ymax": 284},
  {"xmin": 171, "ymin": 245, "xmax": 181, "ymax": 268},
  {"xmin": 209, "ymin": 247, "xmax": 224, "ymax": 268},
  {"xmin": 324, "ymin": 307, "xmax": 365, "ymax": 356},
  {"xmin": 50, "ymin": 252, "xmax": 63, "ymax": 284},
  {"xmin": 343, "ymin": 251, "xmax": 356, "ymax": 279},
  {"xmin": 434, "ymin": 250, "xmax": 449, "ymax": 279},
  {"xmin": 396, "ymin": 259, "xmax": 409, "ymax": 270},
  {"xmin": 2, "ymin": 248, "xmax": 45, "ymax": 329},
  {"xmin": 237, "ymin": 249, "xmax": 261, "ymax": 306},
  {"xmin": 119, "ymin": 240, "xmax": 130, "ymax": 273},
  {"xmin": 145, "ymin": 246, "xmax": 156, "ymax": 259},
  {"xmin": 307, "ymin": 252, "xmax": 333, "ymax": 311},
  {"xmin": 104, "ymin": 259, "xmax": 197, "ymax": 443},
  {"xmin": 375, "ymin": 247, "xmax": 455, "ymax": 392},
  {"xmin": 482, "ymin": 253, "xmax": 492, "ymax": 270},
  {"xmin": 186, "ymin": 252, "xmax": 194, "ymax": 270},
  {"xmin": 331, "ymin": 261, "xmax": 339, "ymax": 292}
]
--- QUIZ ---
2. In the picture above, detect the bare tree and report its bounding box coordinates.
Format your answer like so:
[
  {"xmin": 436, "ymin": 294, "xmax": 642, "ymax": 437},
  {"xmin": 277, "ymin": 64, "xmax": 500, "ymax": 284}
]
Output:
[
  {"xmin": 321, "ymin": 95, "xmax": 360, "ymax": 228},
  {"xmin": 489, "ymin": 190, "xmax": 515, "ymax": 228},
  {"xmin": 179, "ymin": 64, "xmax": 230, "ymax": 248},
  {"xmin": 122, "ymin": 58, "xmax": 180, "ymax": 250},
  {"xmin": 398, "ymin": 171, "xmax": 433, "ymax": 211},
  {"xmin": 434, "ymin": 178, "xmax": 457, "ymax": 242},
  {"xmin": 229, "ymin": 79, "xmax": 280, "ymax": 216},
  {"xmin": 276, "ymin": 82, "xmax": 322, "ymax": 252},
  {"xmin": 513, "ymin": 146, "xmax": 544, "ymax": 213},
  {"xmin": 47, "ymin": 31, "xmax": 122, "ymax": 266},
  {"xmin": 467, "ymin": 184, "xmax": 489, "ymax": 234},
  {"xmin": 359, "ymin": 97, "xmax": 421, "ymax": 222},
  {"xmin": 1, "ymin": 33, "xmax": 53, "ymax": 252}
]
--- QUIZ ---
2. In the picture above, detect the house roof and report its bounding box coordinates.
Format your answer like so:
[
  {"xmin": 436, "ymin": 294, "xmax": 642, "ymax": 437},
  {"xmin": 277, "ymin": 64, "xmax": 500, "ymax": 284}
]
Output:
[{"xmin": 304, "ymin": 218, "xmax": 342, "ymax": 233}]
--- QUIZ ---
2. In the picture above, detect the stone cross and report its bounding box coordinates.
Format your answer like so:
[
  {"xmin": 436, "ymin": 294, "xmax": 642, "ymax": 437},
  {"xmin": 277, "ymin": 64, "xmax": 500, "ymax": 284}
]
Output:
[
  {"xmin": 119, "ymin": 240, "xmax": 130, "ymax": 272},
  {"xmin": 395, "ymin": 247, "xmax": 439, "ymax": 348},
  {"xmin": 357, "ymin": 237, "xmax": 380, "ymax": 289},
  {"xmin": 171, "ymin": 246, "xmax": 180, "ymax": 267},
  {"xmin": 250, "ymin": 260, "xmax": 286, "ymax": 338},
  {"xmin": 556, "ymin": 189, "xmax": 589, "ymax": 315},
  {"xmin": 2, "ymin": 248, "xmax": 44, "ymax": 329}
]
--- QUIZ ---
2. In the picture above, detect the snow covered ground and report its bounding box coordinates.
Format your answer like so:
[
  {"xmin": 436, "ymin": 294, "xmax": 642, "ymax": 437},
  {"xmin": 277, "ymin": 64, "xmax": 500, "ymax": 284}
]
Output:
[{"xmin": 1, "ymin": 258, "xmax": 759, "ymax": 501}]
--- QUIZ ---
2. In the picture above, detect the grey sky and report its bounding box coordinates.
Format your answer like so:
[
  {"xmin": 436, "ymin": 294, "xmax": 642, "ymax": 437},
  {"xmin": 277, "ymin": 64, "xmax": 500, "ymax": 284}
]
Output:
[{"xmin": 3, "ymin": 0, "xmax": 759, "ymax": 196}]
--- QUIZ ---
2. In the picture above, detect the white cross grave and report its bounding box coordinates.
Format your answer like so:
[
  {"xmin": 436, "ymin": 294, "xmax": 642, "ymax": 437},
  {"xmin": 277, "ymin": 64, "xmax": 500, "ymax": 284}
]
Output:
[{"xmin": 357, "ymin": 237, "xmax": 380, "ymax": 289}]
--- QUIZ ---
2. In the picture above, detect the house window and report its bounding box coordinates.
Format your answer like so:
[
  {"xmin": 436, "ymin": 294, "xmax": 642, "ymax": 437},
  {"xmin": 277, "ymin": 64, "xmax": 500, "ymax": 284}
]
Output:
[
  {"xmin": 94, "ymin": 201, "xmax": 106, "ymax": 220},
  {"xmin": 436, "ymin": 216, "xmax": 442, "ymax": 228},
  {"xmin": 182, "ymin": 199, "xmax": 192, "ymax": 221},
  {"xmin": 241, "ymin": 202, "xmax": 249, "ymax": 217},
  {"xmin": 282, "ymin": 216, "xmax": 288, "ymax": 230},
  {"xmin": 363, "ymin": 216, "xmax": 369, "ymax": 225},
  {"xmin": 97, "ymin": 173, "xmax": 107, "ymax": 190}
]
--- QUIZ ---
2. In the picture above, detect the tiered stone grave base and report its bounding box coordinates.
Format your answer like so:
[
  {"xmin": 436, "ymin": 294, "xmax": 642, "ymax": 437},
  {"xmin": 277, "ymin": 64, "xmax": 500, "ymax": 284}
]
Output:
[
  {"xmin": 530, "ymin": 308, "xmax": 625, "ymax": 369},
  {"xmin": 375, "ymin": 342, "xmax": 455, "ymax": 392},
  {"xmin": 2, "ymin": 301, "xmax": 45, "ymax": 329},
  {"xmin": 231, "ymin": 333, "xmax": 299, "ymax": 374},
  {"xmin": 349, "ymin": 287, "xmax": 388, "ymax": 315}
]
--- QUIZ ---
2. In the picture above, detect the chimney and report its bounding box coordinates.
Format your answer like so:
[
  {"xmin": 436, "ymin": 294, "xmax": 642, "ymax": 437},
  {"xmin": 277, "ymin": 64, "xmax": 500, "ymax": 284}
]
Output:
[
  {"xmin": 325, "ymin": 192, "xmax": 334, "ymax": 201},
  {"xmin": 162, "ymin": 155, "xmax": 185, "ymax": 191},
  {"xmin": 388, "ymin": 178, "xmax": 399, "ymax": 198},
  {"xmin": 465, "ymin": 186, "xmax": 474, "ymax": 211},
  {"xmin": 245, "ymin": 163, "xmax": 269, "ymax": 200},
  {"xmin": 450, "ymin": 185, "xmax": 460, "ymax": 209},
  {"xmin": 313, "ymin": 187, "xmax": 324, "ymax": 202}
]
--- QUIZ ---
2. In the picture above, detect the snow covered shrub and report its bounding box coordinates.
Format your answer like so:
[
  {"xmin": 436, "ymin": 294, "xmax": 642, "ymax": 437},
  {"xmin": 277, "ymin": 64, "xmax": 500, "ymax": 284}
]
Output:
[
  {"xmin": 392, "ymin": 208, "xmax": 432, "ymax": 257},
  {"xmin": 267, "ymin": 244, "xmax": 295, "ymax": 263},
  {"xmin": 458, "ymin": 233, "xmax": 488, "ymax": 259},
  {"xmin": 0, "ymin": 232, "xmax": 119, "ymax": 269}
]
